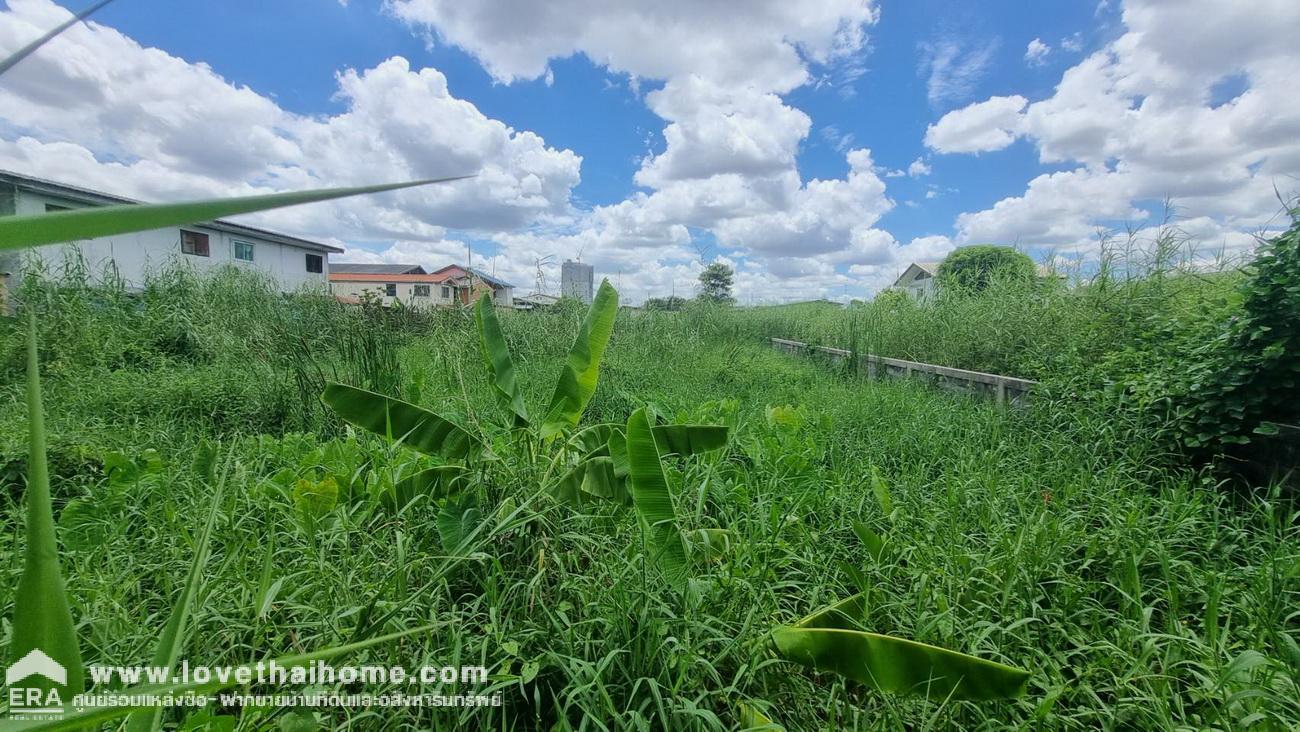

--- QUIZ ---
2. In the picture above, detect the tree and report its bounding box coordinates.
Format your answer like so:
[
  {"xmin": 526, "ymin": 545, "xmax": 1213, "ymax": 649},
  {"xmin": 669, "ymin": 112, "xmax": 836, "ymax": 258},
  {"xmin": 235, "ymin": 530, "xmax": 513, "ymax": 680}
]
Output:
[
  {"xmin": 697, "ymin": 262, "xmax": 735, "ymax": 304},
  {"xmin": 936, "ymin": 245, "xmax": 1035, "ymax": 293},
  {"xmin": 644, "ymin": 295, "xmax": 688, "ymax": 311}
]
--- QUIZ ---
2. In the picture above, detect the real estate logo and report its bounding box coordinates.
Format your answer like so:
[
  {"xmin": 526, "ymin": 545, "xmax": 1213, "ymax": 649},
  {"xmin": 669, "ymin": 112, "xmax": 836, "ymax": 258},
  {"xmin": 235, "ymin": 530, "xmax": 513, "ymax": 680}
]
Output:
[{"xmin": 5, "ymin": 648, "xmax": 67, "ymax": 717}]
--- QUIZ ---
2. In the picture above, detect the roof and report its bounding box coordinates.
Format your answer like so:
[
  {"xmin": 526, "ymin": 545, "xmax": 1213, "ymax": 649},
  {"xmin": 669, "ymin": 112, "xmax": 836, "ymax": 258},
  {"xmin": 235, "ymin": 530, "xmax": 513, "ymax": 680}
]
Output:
[
  {"xmin": 429, "ymin": 264, "xmax": 514, "ymax": 288},
  {"xmin": 329, "ymin": 272, "xmax": 458, "ymax": 283},
  {"xmin": 893, "ymin": 260, "xmax": 1063, "ymax": 288},
  {"xmin": 892, "ymin": 262, "xmax": 938, "ymax": 288},
  {"xmin": 330, "ymin": 263, "xmax": 426, "ymax": 274},
  {"xmin": 0, "ymin": 169, "xmax": 343, "ymax": 254},
  {"xmin": 515, "ymin": 292, "xmax": 560, "ymax": 304},
  {"xmin": 467, "ymin": 267, "xmax": 515, "ymax": 288}
]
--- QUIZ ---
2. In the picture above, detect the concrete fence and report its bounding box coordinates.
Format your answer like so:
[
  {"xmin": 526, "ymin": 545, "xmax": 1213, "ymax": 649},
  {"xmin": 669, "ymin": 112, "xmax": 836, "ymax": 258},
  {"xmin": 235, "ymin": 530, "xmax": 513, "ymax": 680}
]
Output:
[{"xmin": 769, "ymin": 337, "xmax": 1037, "ymax": 405}]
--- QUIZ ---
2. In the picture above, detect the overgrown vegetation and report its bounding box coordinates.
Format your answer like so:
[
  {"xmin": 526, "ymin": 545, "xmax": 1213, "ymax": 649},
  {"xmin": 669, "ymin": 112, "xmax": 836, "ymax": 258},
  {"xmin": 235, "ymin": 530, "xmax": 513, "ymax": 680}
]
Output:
[
  {"xmin": 735, "ymin": 220, "xmax": 1300, "ymax": 477},
  {"xmin": 0, "ymin": 225, "xmax": 1297, "ymax": 727}
]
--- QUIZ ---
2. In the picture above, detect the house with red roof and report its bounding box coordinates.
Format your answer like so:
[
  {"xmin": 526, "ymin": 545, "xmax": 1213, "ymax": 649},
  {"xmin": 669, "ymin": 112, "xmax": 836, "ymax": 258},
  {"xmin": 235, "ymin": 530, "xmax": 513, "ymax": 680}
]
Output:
[{"xmin": 328, "ymin": 263, "xmax": 514, "ymax": 308}]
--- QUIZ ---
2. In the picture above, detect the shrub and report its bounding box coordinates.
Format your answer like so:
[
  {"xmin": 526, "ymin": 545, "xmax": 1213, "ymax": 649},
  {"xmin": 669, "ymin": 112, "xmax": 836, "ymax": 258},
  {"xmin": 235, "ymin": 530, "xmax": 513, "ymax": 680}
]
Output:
[
  {"xmin": 1176, "ymin": 220, "xmax": 1300, "ymax": 462},
  {"xmin": 936, "ymin": 245, "xmax": 1036, "ymax": 293}
]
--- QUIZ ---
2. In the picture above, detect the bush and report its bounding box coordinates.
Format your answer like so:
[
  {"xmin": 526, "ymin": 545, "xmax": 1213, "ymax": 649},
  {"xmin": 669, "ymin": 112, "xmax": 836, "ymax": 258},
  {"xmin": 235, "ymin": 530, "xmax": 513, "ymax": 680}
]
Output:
[
  {"xmin": 936, "ymin": 245, "xmax": 1036, "ymax": 293},
  {"xmin": 1176, "ymin": 220, "xmax": 1300, "ymax": 463}
]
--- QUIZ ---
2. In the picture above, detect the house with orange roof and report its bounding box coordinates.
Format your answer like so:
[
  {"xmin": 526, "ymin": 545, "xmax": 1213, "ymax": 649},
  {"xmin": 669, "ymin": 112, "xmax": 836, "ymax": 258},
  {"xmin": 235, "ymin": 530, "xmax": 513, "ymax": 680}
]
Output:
[{"xmin": 328, "ymin": 263, "xmax": 514, "ymax": 308}]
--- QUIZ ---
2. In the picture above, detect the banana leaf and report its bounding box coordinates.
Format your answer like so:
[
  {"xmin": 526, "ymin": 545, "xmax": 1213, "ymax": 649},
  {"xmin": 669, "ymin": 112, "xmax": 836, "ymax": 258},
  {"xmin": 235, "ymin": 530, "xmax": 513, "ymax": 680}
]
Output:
[
  {"xmin": 607, "ymin": 426, "xmax": 630, "ymax": 479},
  {"xmin": 626, "ymin": 407, "xmax": 689, "ymax": 588},
  {"xmin": 580, "ymin": 456, "xmax": 631, "ymax": 505},
  {"xmin": 651, "ymin": 424, "xmax": 730, "ymax": 457},
  {"xmin": 322, "ymin": 383, "xmax": 478, "ymax": 461},
  {"xmin": 771, "ymin": 627, "xmax": 1030, "ymax": 700},
  {"xmin": 571, "ymin": 423, "xmax": 616, "ymax": 457},
  {"xmin": 1, "ymin": 178, "xmax": 469, "ymax": 251},
  {"xmin": 540, "ymin": 280, "xmax": 618, "ymax": 438},
  {"xmin": 388, "ymin": 465, "xmax": 468, "ymax": 510},
  {"xmin": 475, "ymin": 293, "xmax": 529, "ymax": 427},
  {"xmin": 551, "ymin": 460, "xmax": 589, "ymax": 506}
]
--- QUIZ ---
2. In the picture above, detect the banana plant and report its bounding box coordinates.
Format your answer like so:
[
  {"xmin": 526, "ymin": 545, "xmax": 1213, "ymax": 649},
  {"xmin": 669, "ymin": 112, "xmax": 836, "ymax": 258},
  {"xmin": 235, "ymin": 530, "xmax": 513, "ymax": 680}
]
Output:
[
  {"xmin": 770, "ymin": 593, "xmax": 1031, "ymax": 701},
  {"xmin": 323, "ymin": 281, "xmax": 735, "ymax": 589}
]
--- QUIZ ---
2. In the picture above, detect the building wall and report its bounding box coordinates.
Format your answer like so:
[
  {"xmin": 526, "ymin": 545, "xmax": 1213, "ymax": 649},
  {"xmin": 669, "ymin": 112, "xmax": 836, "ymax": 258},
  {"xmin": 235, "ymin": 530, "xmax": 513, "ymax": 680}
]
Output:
[
  {"xmin": 561, "ymin": 261, "xmax": 594, "ymax": 303},
  {"xmin": 329, "ymin": 280, "xmax": 459, "ymax": 308},
  {"xmin": 7, "ymin": 188, "xmax": 331, "ymax": 292}
]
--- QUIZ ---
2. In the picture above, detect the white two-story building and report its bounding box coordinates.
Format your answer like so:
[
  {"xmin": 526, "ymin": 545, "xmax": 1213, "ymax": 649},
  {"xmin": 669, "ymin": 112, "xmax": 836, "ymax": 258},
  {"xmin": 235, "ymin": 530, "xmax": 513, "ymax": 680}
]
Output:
[{"xmin": 0, "ymin": 170, "xmax": 342, "ymax": 294}]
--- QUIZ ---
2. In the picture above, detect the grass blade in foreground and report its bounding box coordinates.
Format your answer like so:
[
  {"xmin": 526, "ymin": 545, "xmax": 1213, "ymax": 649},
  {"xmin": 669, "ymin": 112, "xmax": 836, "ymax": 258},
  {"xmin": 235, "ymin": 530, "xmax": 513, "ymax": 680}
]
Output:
[
  {"xmin": 0, "ymin": 0, "xmax": 116, "ymax": 77},
  {"xmin": 792, "ymin": 593, "xmax": 868, "ymax": 630},
  {"xmin": 540, "ymin": 279, "xmax": 619, "ymax": 438},
  {"xmin": 626, "ymin": 407, "xmax": 689, "ymax": 588},
  {"xmin": 0, "ymin": 625, "xmax": 437, "ymax": 732},
  {"xmin": 124, "ymin": 454, "xmax": 230, "ymax": 732},
  {"xmin": 8, "ymin": 312, "xmax": 84, "ymax": 702},
  {"xmin": 322, "ymin": 383, "xmax": 479, "ymax": 461},
  {"xmin": 771, "ymin": 627, "xmax": 1030, "ymax": 701},
  {"xmin": 0, "ymin": 177, "xmax": 471, "ymax": 251},
  {"xmin": 475, "ymin": 294, "xmax": 530, "ymax": 427}
]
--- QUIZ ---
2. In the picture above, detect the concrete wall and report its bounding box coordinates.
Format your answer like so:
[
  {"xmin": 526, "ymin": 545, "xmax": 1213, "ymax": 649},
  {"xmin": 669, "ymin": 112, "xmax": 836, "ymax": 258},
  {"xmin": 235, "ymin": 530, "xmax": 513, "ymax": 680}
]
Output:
[
  {"xmin": 7, "ymin": 188, "xmax": 330, "ymax": 293},
  {"xmin": 329, "ymin": 280, "xmax": 459, "ymax": 308},
  {"xmin": 770, "ymin": 337, "xmax": 1036, "ymax": 405}
]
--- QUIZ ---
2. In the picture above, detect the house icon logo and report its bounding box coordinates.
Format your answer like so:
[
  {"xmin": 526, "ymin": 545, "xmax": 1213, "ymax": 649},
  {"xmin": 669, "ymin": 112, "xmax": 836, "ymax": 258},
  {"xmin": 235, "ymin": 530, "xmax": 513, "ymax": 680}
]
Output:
[
  {"xmin": 5, "ymin": 648, "xmax": 67, "ymax": 687},
  {"xmin": 4, "ymin": 648, "xmax": 67, "ymax": 716}
]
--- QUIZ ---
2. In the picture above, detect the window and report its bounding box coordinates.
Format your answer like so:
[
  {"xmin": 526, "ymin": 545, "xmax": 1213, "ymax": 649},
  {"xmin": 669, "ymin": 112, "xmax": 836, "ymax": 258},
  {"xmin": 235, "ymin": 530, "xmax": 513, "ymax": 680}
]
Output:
[
  {"xmin": 413, "ymin": 284, "xmax": 430, "ymax": 297},
  {"xmin": 305, "ymin": 253, "xmax": 323, "ymax": 273},
  {"xmin": 44, "ymin": 203, "xmax": 71, "ymax": 213},
  {"xmin": 441, "ymin": 286, "xmax": 451, "ymax": 298},
  {"xmin": 384, "ymin": 283, "xmax": 397, "ymax": 297},
  {"xmin": 233, "ymin": 240, "xmax": 254, "ymax": 262},
  {"xmin": 181, "ymin": 230, "xmax": 210, "ymax": 257}
]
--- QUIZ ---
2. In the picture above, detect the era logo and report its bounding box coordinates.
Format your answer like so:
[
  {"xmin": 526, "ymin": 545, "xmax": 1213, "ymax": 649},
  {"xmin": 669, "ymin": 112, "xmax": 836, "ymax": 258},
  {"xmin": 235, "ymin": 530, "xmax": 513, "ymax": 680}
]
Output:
[{"xmin": 5, "ymin": 649, "xmax": 67, "ymax": 715}]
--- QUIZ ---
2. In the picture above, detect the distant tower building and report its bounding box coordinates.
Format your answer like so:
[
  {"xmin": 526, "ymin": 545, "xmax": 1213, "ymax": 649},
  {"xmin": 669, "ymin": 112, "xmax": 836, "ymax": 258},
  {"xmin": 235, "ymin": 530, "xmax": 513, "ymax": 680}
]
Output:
[{"xmin": 561, "ymin": 260, "xmax": 594, "ymax": 303}]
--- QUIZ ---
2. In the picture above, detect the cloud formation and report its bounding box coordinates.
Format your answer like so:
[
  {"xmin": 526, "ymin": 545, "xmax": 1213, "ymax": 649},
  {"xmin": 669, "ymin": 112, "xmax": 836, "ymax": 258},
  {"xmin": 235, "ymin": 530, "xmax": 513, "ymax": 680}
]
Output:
[
  {"xmin": 931, "ymin": 0, "xmax": 1300, "ymax": 253},
  {"xmin": 0, "ymin": 0, "xmax": 580, "ymax": 245}
]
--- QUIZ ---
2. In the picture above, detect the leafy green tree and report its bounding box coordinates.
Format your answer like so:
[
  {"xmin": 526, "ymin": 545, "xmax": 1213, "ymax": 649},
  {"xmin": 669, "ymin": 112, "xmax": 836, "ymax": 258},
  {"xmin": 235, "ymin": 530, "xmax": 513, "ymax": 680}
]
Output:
[
  {"xmin": 697, "ymin": 262, "xmax": 735, "ymax": 304},
  {"xmin": 936, "ymin": 245, "xmax": 1035, "ymax": 293}
]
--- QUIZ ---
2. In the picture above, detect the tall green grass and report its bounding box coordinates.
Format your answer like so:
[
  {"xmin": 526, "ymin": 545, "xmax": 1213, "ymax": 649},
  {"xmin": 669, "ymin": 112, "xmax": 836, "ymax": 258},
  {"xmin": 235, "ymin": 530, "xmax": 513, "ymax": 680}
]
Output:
[{"xmin": 0, "ymin": 256, "xmax": 1295, "ymax": 728}]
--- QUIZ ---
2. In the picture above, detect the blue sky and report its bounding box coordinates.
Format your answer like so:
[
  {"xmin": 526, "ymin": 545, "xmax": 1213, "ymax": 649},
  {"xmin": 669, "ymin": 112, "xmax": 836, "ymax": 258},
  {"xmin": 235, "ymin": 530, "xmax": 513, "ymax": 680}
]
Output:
[{"xmin": 2, "ymin": 0, "xmax": 1297, "ymax": 302}]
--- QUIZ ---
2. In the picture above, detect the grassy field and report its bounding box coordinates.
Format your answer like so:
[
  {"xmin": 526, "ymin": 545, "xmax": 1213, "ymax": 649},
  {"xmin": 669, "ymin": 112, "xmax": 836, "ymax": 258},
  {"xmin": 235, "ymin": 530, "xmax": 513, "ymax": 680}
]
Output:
[{"xmin": 0, "ymin": 264, "xmax": 1296, "ymax": 731}]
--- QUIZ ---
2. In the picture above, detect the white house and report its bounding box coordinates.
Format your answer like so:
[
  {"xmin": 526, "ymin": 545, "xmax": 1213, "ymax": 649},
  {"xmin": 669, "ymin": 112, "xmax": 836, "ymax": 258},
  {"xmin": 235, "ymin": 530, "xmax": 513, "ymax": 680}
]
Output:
[
  {"xmin": 892, "ymin": 261, "xmax": 942, "ymax": 296},
  {"xmin": 327, "ymin": 263, "xmax": 514, "ymax": 308},
  {"xmin": 0, "ymin": 170, "xmax": 342, "ymax": 293},
  {"xmin": 328, "ymin": 264, "xmax": 462, "ymax": 308},
  {"xmin": 891, "ymin": 260, "xmax": 1061, "ymax": 296}
]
